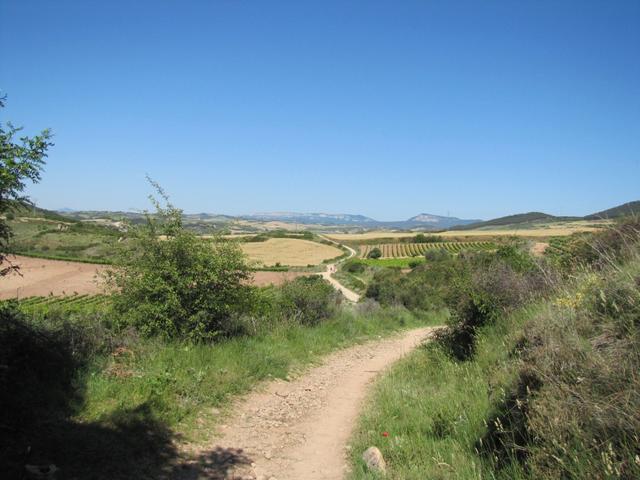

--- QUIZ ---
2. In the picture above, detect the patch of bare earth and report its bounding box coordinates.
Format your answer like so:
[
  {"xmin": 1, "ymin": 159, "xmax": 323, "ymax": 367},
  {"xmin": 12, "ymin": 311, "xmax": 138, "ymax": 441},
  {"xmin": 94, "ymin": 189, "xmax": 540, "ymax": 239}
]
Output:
[
  {"xmin": 531, "ymin": 241, "xmax": 549, "ymax": 256},
  {"xmin": 0, "ymin": 255, "xmax": 107, "ymax": 299},
  {"xmin": 175, "ymin": 327, "xmax": 436, "ymax": 480}
]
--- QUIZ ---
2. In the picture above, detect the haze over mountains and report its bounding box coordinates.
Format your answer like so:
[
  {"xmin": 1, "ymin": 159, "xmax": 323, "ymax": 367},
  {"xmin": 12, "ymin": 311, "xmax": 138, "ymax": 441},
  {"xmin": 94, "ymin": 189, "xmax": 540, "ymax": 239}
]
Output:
[
  {"xmin": 238, "ymin": 212, "xmax": 481, "ymax": 229},
  {"xmin": 54, "ymin": 200, "xmax": 639, "ymax": 231}
]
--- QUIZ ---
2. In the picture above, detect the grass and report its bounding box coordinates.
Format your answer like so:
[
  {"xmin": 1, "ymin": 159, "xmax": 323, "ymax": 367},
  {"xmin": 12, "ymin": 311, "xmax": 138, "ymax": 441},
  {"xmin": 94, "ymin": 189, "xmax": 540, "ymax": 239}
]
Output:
[
  {"xmin": 349, "ymin": 245, "xmax": 640, "ymax": 479},
  {"xmin": 9, "ymin": 217, "xmax": 122, "ymax": 263},
  {"xmin": 359, "ymin": 257, "xmax": 425, "ymax": 268},
  {"xmin": 78, "ymin": 306, "xmax": 441, "ymax": 444},
  {"xmin": 348, "ymin": 307, "xmax": 531, "ymax": 479},
  {"xmin": 3, "ymin": 301, "xmax": 441, "ymax": 479}
]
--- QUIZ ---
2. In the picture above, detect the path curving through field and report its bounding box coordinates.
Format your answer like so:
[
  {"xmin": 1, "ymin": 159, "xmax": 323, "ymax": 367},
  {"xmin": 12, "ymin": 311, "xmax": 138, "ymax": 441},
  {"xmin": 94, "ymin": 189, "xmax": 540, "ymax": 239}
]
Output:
[
  {"xmin": 318, "ymin": 236, "xmax": 361, "ymax": 302},
  {"xmin": 177, "ymin": 326, "xmax": 437, "ymax": 480}
]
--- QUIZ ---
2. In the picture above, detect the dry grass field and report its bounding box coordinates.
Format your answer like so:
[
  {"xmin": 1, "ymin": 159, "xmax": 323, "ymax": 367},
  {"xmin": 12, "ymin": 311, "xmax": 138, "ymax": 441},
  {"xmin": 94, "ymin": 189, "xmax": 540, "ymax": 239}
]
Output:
[
  {"xmin": 327, "ymin": 220, "xmax": 612, "ymax": 243},
  {"xmin": 326, "ymin": 231, "xmax": 418, "ymax": 241},
  {"xmin": 240, "ymin": 238, "xmax": 342, "ymax": 266}
]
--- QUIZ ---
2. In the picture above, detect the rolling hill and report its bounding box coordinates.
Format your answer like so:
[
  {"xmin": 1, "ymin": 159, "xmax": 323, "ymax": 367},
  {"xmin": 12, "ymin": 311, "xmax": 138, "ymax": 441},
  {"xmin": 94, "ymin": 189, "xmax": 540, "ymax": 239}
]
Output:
[
  {"xmin": 450, "ymin": 200, "xmax": 639, "ymax": 231},
  {"xmin": 584, "ymin": 201, "xmax": 640, "ymax": 220}
]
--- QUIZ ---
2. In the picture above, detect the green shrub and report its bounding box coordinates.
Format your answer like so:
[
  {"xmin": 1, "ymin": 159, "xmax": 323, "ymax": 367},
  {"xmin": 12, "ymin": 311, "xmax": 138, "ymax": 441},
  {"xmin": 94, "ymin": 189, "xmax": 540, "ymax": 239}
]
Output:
[
  {"xmin": 413, "ymin": 233, "xmax": 441, "ymax": 243},
  {"xmin": 367, "ymin": 247, "xmax": 382, "ymax": 259},
  {"xmin": 278, "ymin": 276, "xmax": 342, "ymax": 326},
  {"xmin": 280, "ymin": 275, "xmax": 342, "ymax": 325},
  {"xmin": 343, "ymin": 259, "xmax": 365, "ymax": 273},
  {"xmin": 106, "ymin": 183, "xmax": 253, "ymax": 341},
  {"xmin": 424, "ymin": 248, "xmax": 450, "ymax": 262}
]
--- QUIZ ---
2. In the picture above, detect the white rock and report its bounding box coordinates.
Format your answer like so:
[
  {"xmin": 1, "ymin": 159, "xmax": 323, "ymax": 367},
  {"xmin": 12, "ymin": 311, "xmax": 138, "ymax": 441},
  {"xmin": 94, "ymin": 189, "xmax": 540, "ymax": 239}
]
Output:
[{"xmin": 362, "ymin": 446, "xmax": 386, "ymax": 474}]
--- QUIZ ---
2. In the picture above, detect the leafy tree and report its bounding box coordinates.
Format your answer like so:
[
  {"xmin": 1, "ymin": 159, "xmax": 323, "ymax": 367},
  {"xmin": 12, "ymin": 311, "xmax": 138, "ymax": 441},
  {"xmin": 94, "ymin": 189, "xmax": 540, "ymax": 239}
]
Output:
[
  {"xmin": 106, "ymin": 180, "xmax": 254, "ymax": 341},
  {"xmin": 367, "ymin": 247, "xmax": 382, "ymax": 259},
  {"xmin": 0, "ymin": 96, "xmax": 53, "ymax": 273}
]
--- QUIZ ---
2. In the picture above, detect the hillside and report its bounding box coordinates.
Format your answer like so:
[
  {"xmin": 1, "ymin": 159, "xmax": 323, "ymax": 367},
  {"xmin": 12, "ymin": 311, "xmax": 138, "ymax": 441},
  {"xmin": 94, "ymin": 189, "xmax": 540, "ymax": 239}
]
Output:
[
  {"xmin": 584, "ymin": 200, "xmax": 640, "ymax": 219},
  {"xmin": 450, "ymin": 211, "xmax": 568, "ymax": 230}
]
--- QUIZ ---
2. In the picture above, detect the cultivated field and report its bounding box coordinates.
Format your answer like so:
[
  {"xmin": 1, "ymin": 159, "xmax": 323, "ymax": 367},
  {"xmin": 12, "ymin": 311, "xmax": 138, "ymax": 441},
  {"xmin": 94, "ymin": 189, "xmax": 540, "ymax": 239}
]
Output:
[
  {"xmin": 360, "ymin": 241, "xmax": 494, "ymax": 258},
  {"xmin": 240, "ymin": 238, "xmax": 342, "ymax": 266},
  {"xmin": 326, "ymin": 231, "xmax": 418, "ymax": 241},
  {"xmin": 327, "ymin": 220, "xmax": 611, "ymax": 243},
  {"xmin": 0, "ymin": 255, "xmax": 107, "ymax": 300},
  {"xmin": 0, "ymin": 255, "xmax": 318, "ymax": 300}
]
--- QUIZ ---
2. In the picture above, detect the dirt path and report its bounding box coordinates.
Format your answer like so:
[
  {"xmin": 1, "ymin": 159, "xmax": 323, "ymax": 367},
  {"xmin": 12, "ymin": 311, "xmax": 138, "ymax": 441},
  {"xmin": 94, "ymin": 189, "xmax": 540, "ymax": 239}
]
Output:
[
  {"xmin": 318, "ymin": 237, "xmax": 361, "ymax": 302},
  {"xmin": 178, "ymin": 326, "xmax": 436, "ymax": 480}
]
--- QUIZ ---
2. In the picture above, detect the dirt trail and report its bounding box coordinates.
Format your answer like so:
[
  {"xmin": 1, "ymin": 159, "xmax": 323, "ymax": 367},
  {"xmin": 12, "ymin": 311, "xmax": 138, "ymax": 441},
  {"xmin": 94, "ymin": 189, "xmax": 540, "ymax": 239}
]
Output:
[
  {"xmin": 178, "ymin": 327, "xmax": 436, "ymax": 480},
  {"xmin": 318, "ymin": 237, "xmax": 361, "ymax": 302}
]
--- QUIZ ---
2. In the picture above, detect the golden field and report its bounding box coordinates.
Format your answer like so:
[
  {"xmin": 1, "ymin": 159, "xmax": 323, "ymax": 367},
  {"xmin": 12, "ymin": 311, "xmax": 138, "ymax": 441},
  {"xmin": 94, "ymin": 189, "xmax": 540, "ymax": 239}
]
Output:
[
  {"xmin": 326, "ymin": 220, "xmax": 612, "ymax": 242},
  {"xmin": 240, "ymin": 238, "xmax": 342, "ymax": 266}
]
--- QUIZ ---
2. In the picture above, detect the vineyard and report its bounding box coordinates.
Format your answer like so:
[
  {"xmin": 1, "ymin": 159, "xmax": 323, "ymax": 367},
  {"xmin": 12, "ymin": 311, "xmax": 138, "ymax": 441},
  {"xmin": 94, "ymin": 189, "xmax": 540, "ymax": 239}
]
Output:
[
  {"xmin": 4, "ymin": 294, "xmax": 110, "ymax": 315},
  {"xmin": 359, "ymin": 241, "xmax": 495, "ymax": 258}
]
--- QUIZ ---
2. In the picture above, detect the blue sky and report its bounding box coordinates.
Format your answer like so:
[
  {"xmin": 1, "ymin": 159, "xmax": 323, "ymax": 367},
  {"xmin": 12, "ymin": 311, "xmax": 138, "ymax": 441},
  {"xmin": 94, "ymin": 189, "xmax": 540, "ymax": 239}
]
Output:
[{"xmin": 1, "ymin": 0, "xmax": 638, "ymax": 220}]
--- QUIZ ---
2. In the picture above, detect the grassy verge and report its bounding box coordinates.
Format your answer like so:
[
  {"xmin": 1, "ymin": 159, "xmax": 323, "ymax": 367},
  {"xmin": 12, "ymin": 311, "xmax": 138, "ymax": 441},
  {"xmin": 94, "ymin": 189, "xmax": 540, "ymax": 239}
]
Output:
[
  {"xmin": 333, "ymin": 271, "xmax": 368, "ymax": 294},
  {"xmin": 359, "ymin": 258, "xmax": 425, "ymax": 268},
  {"xmin": 350, "ymin": 248, "xmax": 640, "ymax": 479},
  {"xmin": 348, "ymin": 306, "xmax": 527, "ymax": 479},
  {"xmin": 3, "ymin": 304, "xmax": 442, "ymax": 479},
  {"xmin": 79, "ymin": 306, "xmax": 443, "ymax": 444}
]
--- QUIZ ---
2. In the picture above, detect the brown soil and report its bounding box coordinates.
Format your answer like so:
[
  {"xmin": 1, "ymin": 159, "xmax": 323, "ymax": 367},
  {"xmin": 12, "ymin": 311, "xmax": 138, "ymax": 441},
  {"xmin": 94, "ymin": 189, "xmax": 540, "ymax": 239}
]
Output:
[
  {"xmin": 176, "ymin": 327, "xmax": 437, "ymax": 480},
  {"xmin": 0, "ymin": 256, "xmax": 316, "ymax": 299},
  {"xmin": 0, "ymin": 255, "xmax": 107, "ymax": 299}
]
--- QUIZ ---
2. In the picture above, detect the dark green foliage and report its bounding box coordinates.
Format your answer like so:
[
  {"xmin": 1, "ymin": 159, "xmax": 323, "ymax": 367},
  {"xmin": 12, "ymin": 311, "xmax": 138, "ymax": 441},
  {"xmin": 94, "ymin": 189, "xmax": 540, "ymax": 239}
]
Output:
[
  {"xmin": 365, "ymin": 256, "xmax": 461, "ymax": 311},
  {"xmin": 278, "ymin": 276, "xmax": 342, "ymax": 326},
  {"xmin": 0, "ymin": 96, "xmax": 53, "ymax": 269},
  {"xmin": 367, "ymin": 247, "xmax": 382, "ymax": 259},
  {"xmin": 424, "ymin": 248, "xmax": 450, "ymax": 262},
  {"xmin": 343, "ymin": 258, "xmax": 366, "ymax": 273},
  {"xmin": 412, "ymin": 233, "xmax": 441, "ymax": 243}
]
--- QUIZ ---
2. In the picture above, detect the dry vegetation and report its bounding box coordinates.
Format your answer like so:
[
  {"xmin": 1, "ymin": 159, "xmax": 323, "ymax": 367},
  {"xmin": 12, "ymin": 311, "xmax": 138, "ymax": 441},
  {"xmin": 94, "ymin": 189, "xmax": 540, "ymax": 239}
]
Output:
[{"xmin": 240, "ymin": 238, "xmax": 342, "ymax": 266}]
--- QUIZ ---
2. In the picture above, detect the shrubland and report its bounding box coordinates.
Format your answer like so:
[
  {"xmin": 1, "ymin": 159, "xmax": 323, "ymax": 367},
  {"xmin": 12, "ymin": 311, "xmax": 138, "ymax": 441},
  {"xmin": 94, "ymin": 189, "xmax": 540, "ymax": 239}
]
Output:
[{"xmin": 350, "ymin": 218, "xmax": 640, "ymax": 479}]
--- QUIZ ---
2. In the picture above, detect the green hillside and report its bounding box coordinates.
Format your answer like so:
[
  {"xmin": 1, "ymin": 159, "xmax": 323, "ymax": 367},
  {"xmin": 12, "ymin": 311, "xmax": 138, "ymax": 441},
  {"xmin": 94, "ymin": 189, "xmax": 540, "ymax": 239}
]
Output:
[{"xmin": 584, "ymin": 200, "xmax": 640, "ymax": 220}]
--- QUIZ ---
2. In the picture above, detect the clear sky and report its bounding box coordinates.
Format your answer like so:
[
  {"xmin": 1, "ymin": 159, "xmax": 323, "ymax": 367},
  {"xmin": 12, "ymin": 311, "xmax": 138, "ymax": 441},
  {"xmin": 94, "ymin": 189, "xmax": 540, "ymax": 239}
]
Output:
[{"xmin": 1, "ymin": 1, "xmax": 638, "ymax": 221}]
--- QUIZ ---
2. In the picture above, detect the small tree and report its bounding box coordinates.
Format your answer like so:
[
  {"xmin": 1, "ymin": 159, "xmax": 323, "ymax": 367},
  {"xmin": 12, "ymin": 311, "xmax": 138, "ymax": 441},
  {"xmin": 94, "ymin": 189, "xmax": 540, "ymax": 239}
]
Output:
[
  {"xmin": 0, "ymin": 95, "xmax": 53, "ymax": 273},
  {"xmin": 106, "ymin": 180, "xmax": 253, "ymax": 341},
  {"xmin": 368, "ymin": 247, "xmax": 382, "ymax": 259}
]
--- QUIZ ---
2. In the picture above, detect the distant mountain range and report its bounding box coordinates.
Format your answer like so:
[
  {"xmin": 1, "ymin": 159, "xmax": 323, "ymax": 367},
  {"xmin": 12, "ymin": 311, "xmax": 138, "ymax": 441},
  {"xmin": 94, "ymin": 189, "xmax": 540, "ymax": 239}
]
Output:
[
  {"xmin": 239, "ymin": 212, "xmax": 481, "ymax": 229},
  {"xmin": 53, "ymin": 200, "xmax": 639, "ymax": 231}
]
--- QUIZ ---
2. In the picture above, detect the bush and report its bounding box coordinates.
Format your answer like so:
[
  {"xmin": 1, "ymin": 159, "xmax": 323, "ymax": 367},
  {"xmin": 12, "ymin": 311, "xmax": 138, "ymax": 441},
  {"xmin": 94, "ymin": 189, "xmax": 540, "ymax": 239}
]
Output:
[
  {"xmin": 424, "ymin": 248, "xmax": 450, "ymax": 262},
  {"xmin": 367, "ymin": 247, "xmax": 382, "ymax": 259},
  {"xmin": 0, "ymin": 303, "xmax": 124, "ymax": 476},
  {"xmin": 343, "ymin": 259, "xmax": 365, "ymax": 273},
  {"xmin": 413, "ymin": 233, "xmax": 441, "ymax": 243},
  {"xmin": 106, "ymin": 183, "xmax": 253, "ymax": 341},
  {"xmin": 278, "ymin": 276, "xmax": 342, "ymax": 326},
  {"xmin": 481, "ymin": 253, "xmax": 640, "ymax": 478},
  {"xmin": 365, "ymin": 256, "xmax": 461, "ymax": 312},
  {"xmin": 436, "ymin": 249, "xmax": 548, "ymax": 360}
]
